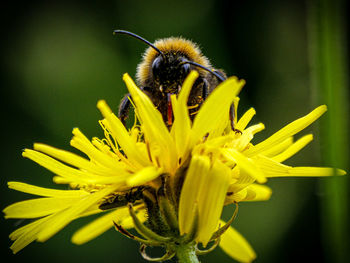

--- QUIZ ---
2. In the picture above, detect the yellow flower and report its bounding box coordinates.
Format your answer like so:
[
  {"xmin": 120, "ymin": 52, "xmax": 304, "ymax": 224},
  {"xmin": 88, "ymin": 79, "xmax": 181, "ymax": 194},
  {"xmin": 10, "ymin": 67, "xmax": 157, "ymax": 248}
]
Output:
[{"xmin": 3, "ymin": 71, "xmax": 345, "ymax": 262}]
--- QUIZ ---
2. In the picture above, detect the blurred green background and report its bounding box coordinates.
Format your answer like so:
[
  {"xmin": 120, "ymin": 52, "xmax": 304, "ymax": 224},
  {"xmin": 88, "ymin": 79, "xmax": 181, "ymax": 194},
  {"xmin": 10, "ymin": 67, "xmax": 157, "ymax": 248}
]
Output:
[{"xmin": 1, "ymin": 0, "xmax": 349, "ymax": 262}]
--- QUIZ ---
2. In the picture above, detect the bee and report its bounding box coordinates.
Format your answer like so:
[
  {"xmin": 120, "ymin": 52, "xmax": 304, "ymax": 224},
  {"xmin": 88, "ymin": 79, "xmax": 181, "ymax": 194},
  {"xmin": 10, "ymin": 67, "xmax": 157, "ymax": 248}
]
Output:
[{"xmin": 115, "ymin": 30, "xmax": 236, "ymax": 129}]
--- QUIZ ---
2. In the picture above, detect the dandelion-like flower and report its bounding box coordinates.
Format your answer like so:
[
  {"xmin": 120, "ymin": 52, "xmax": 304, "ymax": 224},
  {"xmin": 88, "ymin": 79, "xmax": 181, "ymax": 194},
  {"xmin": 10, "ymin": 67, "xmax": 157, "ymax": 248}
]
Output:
[{"xmin": 4, "ymin": 71, "xmax": 345, "ymax": 262}]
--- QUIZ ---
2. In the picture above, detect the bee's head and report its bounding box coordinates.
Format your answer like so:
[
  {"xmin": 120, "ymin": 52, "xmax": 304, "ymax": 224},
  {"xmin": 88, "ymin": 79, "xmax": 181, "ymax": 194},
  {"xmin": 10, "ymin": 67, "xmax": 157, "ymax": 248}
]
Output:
[
  {"xmin": 151, "ymin": 53, "xmax": 191, "ymax": 93},
  {"xmin": 137, "ymin": 37, "xmax": 216, "ymax": 94},
  {"xmin": 113, "ymin": 30, "xmax": 225, "ymax": 93}
]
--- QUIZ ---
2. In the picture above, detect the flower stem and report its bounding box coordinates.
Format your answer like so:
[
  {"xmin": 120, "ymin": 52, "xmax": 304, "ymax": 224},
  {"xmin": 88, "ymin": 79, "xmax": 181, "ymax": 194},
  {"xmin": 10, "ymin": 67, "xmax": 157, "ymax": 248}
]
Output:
[
  {"xmin": 175, "ymin": 242, "xmax": 199, "ymax": 263},
  {"xmin": 307, "ymin": 0, "xmax": 349, "ymax": 262}
]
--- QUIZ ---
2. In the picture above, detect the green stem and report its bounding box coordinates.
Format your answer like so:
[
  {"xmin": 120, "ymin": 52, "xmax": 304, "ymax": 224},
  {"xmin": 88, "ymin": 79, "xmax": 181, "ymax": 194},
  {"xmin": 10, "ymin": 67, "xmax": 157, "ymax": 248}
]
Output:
[
  {"xmin": 175, "ymin": 242, "xmax": 199, "ymax": 263},
  {"xmin": 307, "ymin": 0, "xmax": 349, "ymax": 262}
]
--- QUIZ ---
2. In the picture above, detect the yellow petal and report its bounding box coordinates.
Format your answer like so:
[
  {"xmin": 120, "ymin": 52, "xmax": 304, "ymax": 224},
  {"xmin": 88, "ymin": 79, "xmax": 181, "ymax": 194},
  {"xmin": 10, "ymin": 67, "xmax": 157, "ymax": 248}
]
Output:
[
  {"xmin": 272, "ymin": 134, "xmax": 313, "ymax": 162},
  {"xmin": 97, "ymin": 100, "xmax": 150, "ymax": 168},
  {"xmin": 22, "ymin": 149, "xmax": 97, "ymax": 183},
  {"xmin": 7, "ymin": 182, "xmax": 88, "ymax": 197},
  {"xmin": 9, "ymin": 215, "xmax": 52, "ymax": 254},
  {"xmin": 171, "ymin": 71, "xmax": 198, "ymax": 160},
  {"xmin": 196, "ymin": 159, "xmax": 231, "ymax": 247},
  {"xmin": 9, "ymin": 216, "xmax": 46, "ymax": 241},
  {"xmin": 219, "ymin": 224, "xmax": 256, "ymax": 263},
  {"xmin": 26, "ymin": 146, "xmax": 130, "ymax": 185},
  {"xmin": 259, "ymin": 137, "xmax": 294, "ymax": 157},
  {"xmin": 70, "ymin": 128, "xmax": 126, "ymax": 170},
  {"xmin": 233, "ymin": 123, "xmax": 265, "ymax": 152},
  {"xmin": 126, "ymin": 166, "xmax": 163, "ymax": 187},
  {"xmin": 33, "ymin": 143, "xmax": 107, "ymax": 175},
  {"xmin": 36, "ymin": 186, "xmax": 117, "ymax": 242},
  {"xmin": 192, "ymin": 77, "xmax": 245, "ymax": 142},
  {"xmin": 255, "ymin": 155, "xmax": 346, "ymax": 177},
  {"xmin": 3, "ymin": 197, "xmax": 81, "ymax": 219},
  {"xmin": 207, "ymin": 113, "xmax": 229, "ymax": 140},
  {"xmin": 22, "ymin": 149, "xmax": 125, "ymax": 185},
  {"xmin": 72, "ymin": 207, "xmax": 130, "ymax": 245},
  {"xmin": 123, "ymin": 74, "xmax": 177, "ymax": 172},
  {"xmin": 227, "ymin": 172, "xmax": 256, "ymax": 195},
  {"xmin": 221, "ymin": 148, "xmax": 266, "ymax": 183},
  {"xmin": 236, "ymin": 108, "xmax": 256, "ymax": 131},
  {"xmin": 243, "ymin": 184, "xmax": 272, "ymax": 201},
  {"xmin": 225, "ymin": 188, "xmax": 248, "ymax": 203},
  {"xmin": 245, "ymin": 105, "xmax": 327, "ymax": 157},
  {"xmin": 101, "ymin": 120, "xmax": 140, "ymax": 166},
  {"xmin": 179, "ymin": 155, "xmax": 211, "ymax": 235},
  {"xmin": 286, "ymin": 167, "xmax": 346, "ymax": 177},
  {"xmin": 254, "ymin": 155, "xmax": 291, "ymax": 177}
]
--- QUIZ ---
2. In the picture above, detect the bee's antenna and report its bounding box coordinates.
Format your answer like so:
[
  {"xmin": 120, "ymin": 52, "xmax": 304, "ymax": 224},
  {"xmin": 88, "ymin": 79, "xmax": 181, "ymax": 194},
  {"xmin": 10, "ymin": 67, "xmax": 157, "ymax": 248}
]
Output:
[
  {"xmin": 114, "ymin": 30, "xmax": 165, "ymax": 59},
  {"xmin": 181, "ymin": 60, "xmax": 226, "ymax": 82}
]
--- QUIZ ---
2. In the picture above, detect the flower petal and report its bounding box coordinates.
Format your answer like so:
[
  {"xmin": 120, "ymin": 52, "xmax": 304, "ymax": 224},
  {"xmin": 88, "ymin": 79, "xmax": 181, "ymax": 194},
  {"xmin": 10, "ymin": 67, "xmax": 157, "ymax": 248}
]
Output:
[
  {"xmin": 3, "ymin": 197, "xmax": 81, "ymax": 219},
  {"xmin": 196, "ymin": 159, "xmax": 231, "ymax": 247},
  {"xmin": 286, "ymin": 167, "xmax": 346, "ymax": 177},
  {"xmin": 254, "ymin": 155, "xmax": 346, "ymax": 177},
  {"xmin": 221, "ymin": 148, "xmax": 267, "ymax": 183},
  {"xmin": 126, "ymin": 166, "xmax": 163, "ymax": 187},
  {"xmin": 123, "ymin": 74, "xmax": 177, "ymax": 172},
  {"xmin": 7, "ymin": 182, "xmax": 88, "ymax": 197},
  {"xmin": 179, "ymin": 155, "xmax": 211, "ymax": 235},
  {"xmin": 236, "ymin": 108, "xmax": 256, "ymax": 131},
  {"xmin": 22, "ymin": 149, "xmax": 127, "ymax": 185},
  {"xmin": 259, "ymin": 137, "xmax": 294, "ymax": 157},
  {"xmin": 22, "ymin": 149, "xmax": 97, "ymax": 184},
  {"xmin": 254, "ymin": 155, "xmax": 291, "ymax": 176},
  {"xmin": 97, "ymin": 100, "xmax": 150, "ymax": 168},
  {"xmin": 232, "ymin": 123, "xmax": 265, "ymax": 152},
  {"xmin": 243, "ymin": 184, "xmax": 272, "ymax": 201},
  {"xmin": 192, "ymin": 77, "xmax": 245, "ymax": 142},
  {"xmin": 272, "ymin": 134, "xmax": 313, "ymax": 162},
  {"xmin": 36, "ymin": 186, "xmax": 118, "ymax": 242},
  {"xmin": 33, "ymin": 143, "xmax": 104, "ymax": 175},
  {"xmin": 70, "ymin": 128, "xmax": 125, "ymax": 170},
  {"xmin": 225, "ymin": 188, "xmax": 248, "ymax": 203},
  {"xmin": 71, "ymin": 206, "xmax": 144, "ymax": 245},
  {"xmin": 245, "ymin": 105, "xmax": 327, "ymax": 157},
  {"xmin": 219, "ymin": 224, "xmax": 256, "ymax": 263},
  {"xmin": 9, "ymin": 215, "xmax": 53, "ymax": 254},
  {"xmin": 171, "ymin": 71, "xmax": 199, "ymax": 160}
]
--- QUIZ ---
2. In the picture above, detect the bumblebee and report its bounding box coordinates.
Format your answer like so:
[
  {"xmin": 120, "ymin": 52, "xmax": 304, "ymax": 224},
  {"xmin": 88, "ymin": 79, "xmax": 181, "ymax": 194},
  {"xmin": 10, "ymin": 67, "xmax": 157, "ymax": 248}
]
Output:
[{"xmin": 114, "ymin": 30, "xmax": 236, "ymax": 129}]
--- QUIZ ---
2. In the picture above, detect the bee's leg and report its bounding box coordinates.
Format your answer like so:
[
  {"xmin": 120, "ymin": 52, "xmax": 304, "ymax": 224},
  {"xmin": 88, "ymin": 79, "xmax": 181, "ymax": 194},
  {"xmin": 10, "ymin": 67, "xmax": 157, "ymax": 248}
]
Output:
[
  {"xmin": 230, "ymin": 103, "xmax": 242, "ymax": 134},
  {"xmin": 188, "ymin": 78, "xmax": 209, "ymax": 120},
  {"xmin": 118, "ymin": 93, "xmax": 131, "ymax": 125},
  {"xmin": 229, "ymin": 104, "xmax": 235, "ymax": 130},
  {"xmin": 202, "ymin": 78, "xmax": 209, "ymax": 100}
]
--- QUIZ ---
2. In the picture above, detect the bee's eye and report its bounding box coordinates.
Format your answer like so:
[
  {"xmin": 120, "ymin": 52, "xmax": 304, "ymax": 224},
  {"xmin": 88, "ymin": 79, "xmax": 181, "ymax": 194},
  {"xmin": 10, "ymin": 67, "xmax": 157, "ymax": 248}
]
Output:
[{"xmin": 152, "ymin": 56, "xmax": 163, "ymax": 79}]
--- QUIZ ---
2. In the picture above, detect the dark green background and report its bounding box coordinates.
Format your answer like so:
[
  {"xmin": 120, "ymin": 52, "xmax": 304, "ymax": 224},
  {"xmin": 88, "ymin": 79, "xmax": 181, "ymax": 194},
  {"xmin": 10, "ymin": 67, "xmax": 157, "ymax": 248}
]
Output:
[{"xmin": 1, "ymin": 0, "xmax": 349, "ymax": 262}]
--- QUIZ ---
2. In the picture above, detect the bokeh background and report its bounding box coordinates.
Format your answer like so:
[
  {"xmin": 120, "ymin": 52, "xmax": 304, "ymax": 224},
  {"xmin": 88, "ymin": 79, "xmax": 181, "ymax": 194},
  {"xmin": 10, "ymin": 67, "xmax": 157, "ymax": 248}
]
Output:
[{"xmin": 1, "ymin": 0, "xmax": 349, "ymax": 262}]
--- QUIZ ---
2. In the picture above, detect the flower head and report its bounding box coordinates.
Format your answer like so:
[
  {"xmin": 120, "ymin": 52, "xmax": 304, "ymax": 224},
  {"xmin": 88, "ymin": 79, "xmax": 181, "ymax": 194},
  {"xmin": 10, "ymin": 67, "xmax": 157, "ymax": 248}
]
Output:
[{"xmin": 4, "ymin": 71, "xmax": 345, "ymax": 262}]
